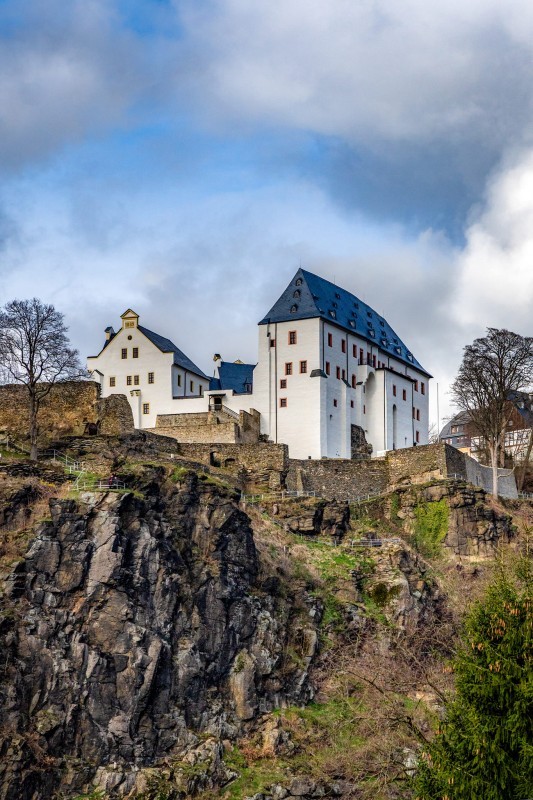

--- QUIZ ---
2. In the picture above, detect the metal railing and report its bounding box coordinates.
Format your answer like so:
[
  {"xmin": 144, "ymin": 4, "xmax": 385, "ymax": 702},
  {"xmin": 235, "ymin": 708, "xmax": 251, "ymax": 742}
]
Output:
[
  {"xmin": 519, "ymin": 492, "xmax": 533, "ymax": 500},
  {"xmin": 241, "ymin": 490, "xmax": 318, "ymax": 504},
  {"xmin": 348, "ymin": 537, "xmax": 403, "ymax": 548},
  {"xmin": 40, "ymin": 449, "xmax": 86, "ymax": 474},
  {"xmin": 75, "ymin": 479, "xmax": 128, "ymax": 492}
]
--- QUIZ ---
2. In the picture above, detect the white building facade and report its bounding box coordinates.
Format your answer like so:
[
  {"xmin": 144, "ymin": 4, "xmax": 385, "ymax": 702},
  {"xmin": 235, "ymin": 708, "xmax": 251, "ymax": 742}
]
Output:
[
  {"xmin": 87, "ymin": 272, "xmax": 431, "ymax": 459},
  {"xmin": 252, "ymin": 270, "xmax": 431, "ymax": 459},
  {"xmin": 87, "ymin": 309, "xmax": 210, "ymax": 429}
]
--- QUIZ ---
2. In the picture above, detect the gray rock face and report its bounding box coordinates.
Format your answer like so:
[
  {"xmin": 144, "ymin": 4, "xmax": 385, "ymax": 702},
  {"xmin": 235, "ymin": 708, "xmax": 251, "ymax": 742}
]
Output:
[{"xmin": 0, "ymin": 473, "xmax": 318, "ymax": 798}]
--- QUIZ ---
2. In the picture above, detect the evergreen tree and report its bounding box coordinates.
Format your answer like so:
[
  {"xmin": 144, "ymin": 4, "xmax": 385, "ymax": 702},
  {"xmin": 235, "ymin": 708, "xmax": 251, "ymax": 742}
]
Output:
[{"xmin": 412, "ymin": 554, "xmax": 533, "ymax": 800}]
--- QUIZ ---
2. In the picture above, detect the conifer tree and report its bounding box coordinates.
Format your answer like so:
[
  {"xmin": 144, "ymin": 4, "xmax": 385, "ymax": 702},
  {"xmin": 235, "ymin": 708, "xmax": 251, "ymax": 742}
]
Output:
[{"xmin": 412, "ymin": 553, "xmax": 533, "ymax": 800}]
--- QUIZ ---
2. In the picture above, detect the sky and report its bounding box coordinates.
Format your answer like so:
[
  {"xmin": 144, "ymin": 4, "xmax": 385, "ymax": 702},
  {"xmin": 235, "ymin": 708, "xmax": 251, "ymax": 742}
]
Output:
[{"xmin": 1, "ymin": 0, "xmax": 533, "ymax": 430}]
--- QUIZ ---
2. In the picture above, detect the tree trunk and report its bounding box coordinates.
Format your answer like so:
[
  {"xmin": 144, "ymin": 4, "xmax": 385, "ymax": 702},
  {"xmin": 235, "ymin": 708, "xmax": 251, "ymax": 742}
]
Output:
[
  {"xmin": 29, "ymin": 393, "xmax": 39, "ymax": 461},
  {"xmin": 491, "ymin": 443, "xmax": 499, "ymax": 498}
]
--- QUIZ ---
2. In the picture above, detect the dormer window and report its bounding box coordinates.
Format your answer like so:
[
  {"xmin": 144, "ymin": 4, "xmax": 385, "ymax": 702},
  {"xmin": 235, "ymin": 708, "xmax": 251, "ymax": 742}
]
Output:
[
  {"xmin": 290, "ymin": 304, "xmax": 298, "ymax": 313},
  {"xmin": 293, "ymin": 289, "xmax": 301, "ymax": 299},
  {"xmin": 295, "ymin": 278, "xmax": 303, "ymax": 286},
  {"xmin": 329, "ymin": 310, "xmax": 336, "ymax": 318},
  {"xmin": 335, "ymin": 292, "xmax": 340, "ymax": 299}
]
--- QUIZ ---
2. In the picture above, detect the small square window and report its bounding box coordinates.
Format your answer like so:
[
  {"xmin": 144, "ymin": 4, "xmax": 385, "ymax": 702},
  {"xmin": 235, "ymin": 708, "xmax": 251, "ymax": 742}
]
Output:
[
  {"xmin": 280, "ymin": 378, "xmax": 287, "ymax": 389},
  {"xmin": 270, "ymin": 338, "xmax": 276, "ymax": 348},
  {"xmin": 134, "ymin": 375, "xmax": 139, "ymax": 385},
  {"xmin": 148, "ymin": 372, "xmax": 154, "ymax": 384},
  {"xmin": 333, "ymin": 399, "xmax": 338, "ymax": 407},
  {"xmin": 280, "ymin": 398, "xmax": 287, "ymax": 407},
  {"xmin": 288, "ymin": 331, "xmax": 297, "ymax": 345},
  {"xmin": 121, "ymin": 348, "xmax": 127, "ymax": 359},
  {"xmin": 143, "ymin": 403, "xmax": 150, "ymax": 415},
  {"xmin": 126, "ymin": 375, "xmax": 132, "ymax": 386},
  {"xmin": 285, "ymin": 362, "xmax": 293, "ymax": 375},
  {"xmin": 109, "ymin": 376, "xmax": 116, "ymax": 387},
  {"xmin": 132, "ymin": 347, "xmax": 139, "ymax": 358},
  {"xmin": 300, "ymin": 360, "xmax": 307, "ymax": 374}
]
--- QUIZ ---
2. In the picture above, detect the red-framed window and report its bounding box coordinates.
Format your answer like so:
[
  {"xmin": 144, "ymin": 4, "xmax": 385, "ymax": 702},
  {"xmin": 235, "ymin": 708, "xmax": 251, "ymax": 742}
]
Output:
[
  {"xmin": 421, "ymin": 382, "xmax": 425, "ymax": 395},
  {"xmin": 353, "ymin": 344, "xmax": 357, "ymax": 358},
  {"xmin": 280, "ymin": 378, "xmax": 287, "ymax": 388},
  {"xmin": 285, "ymin": 362, "xmax": 293, "ymax": 375},
  {"xmin": 416, "ymin": 431, "xmax": 420, "ymax": 443},
  {"xmin": 403, "ymin": 389, "xmax": 407, "ymax": 401},
  {"xmin": 351, "ymin": 374, "xmax": 356, "ymax": 388},
  {"xmin": 288, "ymin": 331, "xmax": 297, "ymax": 345},
  {"xmin": 336, "ymin": 366, "xmax": 341, "ymax": 379},
  {"xmin": 280, "ymin": 398, "xmax": 287, "ymax": 407},
  {"xmin": 325, "ymin": 361, "xmax": 331, "ymax": 375},
  {"xmin": 393, "ymin": 384, "xmax": 397, "ymax": 396},
  {"xmin": 328, "ymin": 332, "xmax": 333, "ymax": 347},
  {"xmin": 270, "ymin": 338, "xmax": 276, "ymax": 348},
  {"xmin": 300, "ymin": 360, "xmax": 307, "ymax": 374},
  {"xmin": 341, "ymin": 339, "xmax": 346, "ymax": 353}
]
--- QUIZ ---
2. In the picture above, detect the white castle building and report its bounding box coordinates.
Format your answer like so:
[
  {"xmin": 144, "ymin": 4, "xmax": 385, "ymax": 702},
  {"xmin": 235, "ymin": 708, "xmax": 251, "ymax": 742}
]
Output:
[{"xmin": 87, "ymin": 270, "xmax": 431, "ymax": 459}]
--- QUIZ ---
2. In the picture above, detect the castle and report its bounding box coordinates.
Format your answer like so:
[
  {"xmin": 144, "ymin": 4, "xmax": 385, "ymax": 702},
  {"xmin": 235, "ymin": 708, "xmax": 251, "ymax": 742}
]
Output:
[{"xmin": 87, "ymin": 269, "xmax": 431, "ymax": 459}]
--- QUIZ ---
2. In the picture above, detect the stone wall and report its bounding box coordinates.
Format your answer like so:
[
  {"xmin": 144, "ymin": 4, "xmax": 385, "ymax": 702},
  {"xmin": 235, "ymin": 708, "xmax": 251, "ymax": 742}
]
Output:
[
  {"xmin": 170, "ymin": 442, "xmax": 289, "ymax": 489},
  {"xmin": 153, "ymin": 409, "xmax": 261, "ymax": 445},
  {"xmin": 0, "ymin": 381, "xmax": 134, "ymax": 446},
  {"xmin": 287, "ymin": 443, "xmax": 518, "ymax": 501},
  {"xmin": 287, "ymin": 458, "xmax": 390, "ymax": 500}
]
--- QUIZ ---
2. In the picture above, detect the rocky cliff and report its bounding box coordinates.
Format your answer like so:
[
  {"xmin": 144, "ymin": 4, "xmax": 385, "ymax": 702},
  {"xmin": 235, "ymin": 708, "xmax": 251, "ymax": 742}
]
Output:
[
  {"xmin": 0, "ymin": 469, "xmax": 320, "ymax": 799},
  {"xmin": 0, "ymin": 442, "xmax": 521, "ymax": 800}
]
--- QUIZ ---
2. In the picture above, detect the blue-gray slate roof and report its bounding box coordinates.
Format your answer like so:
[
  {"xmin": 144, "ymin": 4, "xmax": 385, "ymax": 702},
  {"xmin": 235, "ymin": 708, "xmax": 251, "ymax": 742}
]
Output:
[
  {"xmin": 137, "ymin": 325, "xmax": 208, "ymax": 379},
  {"xmin": 210, "ymin": 361, "xmax": 255, "ymax": 394},
  {"xmin": 259, "ymin": 268, "xmax": 431, "ymax": 377}
]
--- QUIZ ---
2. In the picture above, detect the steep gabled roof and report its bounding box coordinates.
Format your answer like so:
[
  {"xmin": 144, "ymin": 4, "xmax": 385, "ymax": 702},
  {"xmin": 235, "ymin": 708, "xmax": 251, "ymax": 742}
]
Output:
[
  {"xmin": 259, "ymin": 268, "xmax": 431, "ymax": 377},
  {"xmin": 210, "ymin": 361, "xmax": 255, "ymax": 394},
  {"xmin": 137, "ymin": 325, "xmax": 208, "ymax": 379}
]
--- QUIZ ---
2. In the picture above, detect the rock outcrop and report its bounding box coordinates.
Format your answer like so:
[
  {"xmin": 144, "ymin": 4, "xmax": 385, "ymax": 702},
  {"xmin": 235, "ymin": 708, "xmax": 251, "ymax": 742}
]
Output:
[
  {"xmin": 0, "ymin": 471, "xmax": 319, "ymax": 798},
  {"xmin": 388, "ymin": 480, "xmax": 516, "ymax": 556}
]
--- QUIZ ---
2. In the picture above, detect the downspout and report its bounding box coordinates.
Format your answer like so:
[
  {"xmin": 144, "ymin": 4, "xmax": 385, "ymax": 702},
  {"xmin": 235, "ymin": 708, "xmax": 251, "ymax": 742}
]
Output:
[
  {"xmin": 411, "ymin": 382, "xmax": 415, "ymax": 445},
  {"xmin": 383, "ymin": 372, "xmax": 387, "ymax": 452},
  {"xmin": 184, "ymin": 369, "xmax": 187, "ymax": 398},
  {"xmin": 268, "ymin": 325, "xmax": 272, "ymax": 441},
  {"xmin": 274, "ymin": 322, "xmax": 278, "ymax": 443}
]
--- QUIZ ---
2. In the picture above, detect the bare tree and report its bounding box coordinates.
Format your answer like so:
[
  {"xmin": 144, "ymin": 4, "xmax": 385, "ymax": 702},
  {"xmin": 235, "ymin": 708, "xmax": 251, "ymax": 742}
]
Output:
[
  {"xmin": 451, "ymin": 328, "xmax": 533, "ymax": 496},
  {"xmin": 0, "ymin": 299, "xmax": 84, "ymax": 460}
]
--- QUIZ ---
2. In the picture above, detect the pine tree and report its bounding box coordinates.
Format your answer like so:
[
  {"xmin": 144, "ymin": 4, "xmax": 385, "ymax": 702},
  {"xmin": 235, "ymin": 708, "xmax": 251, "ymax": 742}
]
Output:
[{"xmin": 412, "ymin": 553, "xmax": 533, "ymax": 800}]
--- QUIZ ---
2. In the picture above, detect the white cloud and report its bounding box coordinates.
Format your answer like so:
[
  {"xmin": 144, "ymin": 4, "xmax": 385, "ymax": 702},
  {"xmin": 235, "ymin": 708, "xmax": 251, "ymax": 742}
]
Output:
[
  {"xmin": 178, "ymin": 0, "xmax": 533, "ymax": 151},
  {"xmin": 453, "ymin": 148, "xmax": 533, "ymax": 337},
  {"xmin": 0, "ymin": 0, "xmax": 145, "ymax": 169}
]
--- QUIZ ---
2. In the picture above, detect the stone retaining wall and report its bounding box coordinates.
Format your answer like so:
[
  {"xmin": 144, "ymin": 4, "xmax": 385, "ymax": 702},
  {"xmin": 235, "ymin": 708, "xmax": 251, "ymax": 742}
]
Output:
[
  {"xmin": 286, "ymin": 443, "xmax": 518, "ymax": 500},
  {"xmin": 170, "ymin": 442, "xmax": 289, "ymax": 489},
  {"xmin": 153, "ymin": 408, "xmax": 260, "ymax": 445},
  {"xmin": 0, "ymin": 381, "xmax": 134, "ymax": 445}
]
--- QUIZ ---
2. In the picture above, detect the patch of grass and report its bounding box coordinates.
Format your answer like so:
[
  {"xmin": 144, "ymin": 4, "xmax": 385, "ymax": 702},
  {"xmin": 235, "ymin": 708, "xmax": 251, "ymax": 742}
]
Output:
[
  {"xmin": 223, "ymin": 747, "xmax": 287, "ymax": 800},
  {"xmin": 412, "ymin": 499, "xmax": 449, "ymax": 558},
  {"xmin": 170, "ymin": 465, "xmax": 190, "ymax": 482}
]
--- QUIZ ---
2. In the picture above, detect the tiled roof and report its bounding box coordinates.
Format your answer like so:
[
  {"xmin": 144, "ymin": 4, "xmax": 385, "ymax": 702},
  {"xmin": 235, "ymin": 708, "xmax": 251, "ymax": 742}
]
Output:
[
  {"xmin": 259, "ymin": 268, "xmax": 431, "ymax": 377},
  {"xmin": 138, "ymin": 325, "xmax": 208, "ymax": 379},
  {"xmin": 210, "ymin": 361, "xmax": 255, "ymax": 394}
]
